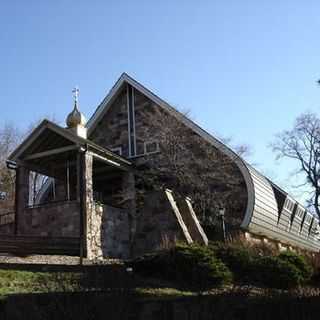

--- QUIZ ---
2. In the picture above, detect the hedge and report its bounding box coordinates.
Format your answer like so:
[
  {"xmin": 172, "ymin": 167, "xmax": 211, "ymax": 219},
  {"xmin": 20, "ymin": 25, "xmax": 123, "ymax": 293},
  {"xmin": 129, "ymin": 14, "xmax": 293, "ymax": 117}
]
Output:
[{"xmin": 130, "ymin": 244, "xmax": 314, "ymax": 290}]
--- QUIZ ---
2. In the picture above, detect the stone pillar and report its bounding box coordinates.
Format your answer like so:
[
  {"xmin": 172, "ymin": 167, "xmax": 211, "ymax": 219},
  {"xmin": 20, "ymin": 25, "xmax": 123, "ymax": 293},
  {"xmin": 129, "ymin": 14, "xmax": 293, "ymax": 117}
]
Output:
[
  {"xmin": 122, "ymin": 171, "xmax": 136, "ymax": 257},
  {"xmin": 15, "ymin": 166, "xmax": 29, "ymax": 235},
  {"xmin": 82, "ymin": 153, "xmax": 102, "ymax": 260}
]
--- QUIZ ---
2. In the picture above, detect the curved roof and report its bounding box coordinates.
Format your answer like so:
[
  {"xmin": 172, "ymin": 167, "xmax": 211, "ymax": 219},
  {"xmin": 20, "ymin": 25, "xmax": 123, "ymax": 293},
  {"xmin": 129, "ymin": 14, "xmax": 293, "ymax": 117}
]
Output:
[
  {"xmin": 88, "ymin": 73, "xmax": 320, "ymax": 252},
  {"xmin": 243, "ymin": 165, "xmax": 320, "ymax": 251}
]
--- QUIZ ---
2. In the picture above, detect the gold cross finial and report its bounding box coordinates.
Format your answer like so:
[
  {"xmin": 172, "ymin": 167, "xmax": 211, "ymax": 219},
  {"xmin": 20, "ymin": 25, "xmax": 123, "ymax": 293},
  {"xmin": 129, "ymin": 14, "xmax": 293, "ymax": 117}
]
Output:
[{"xmin": 72, "ymin": 87, "xmax": 79, "ymax": 108}]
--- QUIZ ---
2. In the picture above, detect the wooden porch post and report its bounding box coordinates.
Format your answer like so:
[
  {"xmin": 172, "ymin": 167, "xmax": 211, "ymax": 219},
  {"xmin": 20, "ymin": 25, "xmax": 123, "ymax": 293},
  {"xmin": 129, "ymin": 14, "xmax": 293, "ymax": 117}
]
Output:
[
  {"xmin": 14, "ymin": 168, "xmax": 20, "ymax": 235},
  {"xmin": 14, "ymin": 166, "xmax": 29, "ymax": 235}
]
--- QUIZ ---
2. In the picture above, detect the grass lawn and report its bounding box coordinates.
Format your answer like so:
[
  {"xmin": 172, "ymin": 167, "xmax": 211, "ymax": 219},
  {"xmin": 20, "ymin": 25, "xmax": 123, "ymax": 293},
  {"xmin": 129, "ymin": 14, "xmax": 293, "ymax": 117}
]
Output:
[{"xmin": 0, "ymin": 270, "xmax": 80, "ymax": 296}]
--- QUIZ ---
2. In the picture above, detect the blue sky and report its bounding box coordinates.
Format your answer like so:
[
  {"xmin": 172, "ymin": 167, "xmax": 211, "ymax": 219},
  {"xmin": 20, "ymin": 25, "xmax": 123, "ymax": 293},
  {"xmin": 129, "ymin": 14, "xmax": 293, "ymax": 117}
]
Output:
[{"xmin": 1, "ymin": 1, "xmax": 320, "ymax": 201}]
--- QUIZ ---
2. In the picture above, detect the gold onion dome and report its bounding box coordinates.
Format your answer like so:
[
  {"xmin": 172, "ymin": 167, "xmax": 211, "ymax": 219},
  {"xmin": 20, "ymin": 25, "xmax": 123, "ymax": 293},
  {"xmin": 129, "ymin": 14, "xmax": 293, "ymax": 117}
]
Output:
[{"xmin": 66, "ymin": 103, "xmax": 86, "ymax": 128}]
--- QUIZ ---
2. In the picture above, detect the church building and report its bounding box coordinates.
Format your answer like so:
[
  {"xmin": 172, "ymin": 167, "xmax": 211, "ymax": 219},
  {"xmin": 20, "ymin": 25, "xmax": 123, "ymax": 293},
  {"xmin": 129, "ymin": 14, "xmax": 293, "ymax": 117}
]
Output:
[{"xmin": 2, "ymin": 73, "xmax": 320, "ymax": 259}]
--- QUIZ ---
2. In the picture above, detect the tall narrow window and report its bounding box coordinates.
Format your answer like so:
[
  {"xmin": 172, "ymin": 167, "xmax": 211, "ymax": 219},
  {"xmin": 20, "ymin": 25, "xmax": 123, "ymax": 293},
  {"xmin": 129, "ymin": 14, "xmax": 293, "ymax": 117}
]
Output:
[{"xmin": 127, "ymin": 85, "xmax": 136, "ymax": 157}]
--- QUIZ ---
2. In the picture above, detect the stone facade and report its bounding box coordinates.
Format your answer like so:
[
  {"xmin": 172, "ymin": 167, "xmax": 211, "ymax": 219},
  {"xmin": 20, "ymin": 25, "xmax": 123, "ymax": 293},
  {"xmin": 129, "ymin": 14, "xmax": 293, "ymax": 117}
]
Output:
[
  {"xmin": 133, "ymin": 190, "xmax": 193, "ymax": 257},
  {"xmin": 133, "ymin": 89, "xmax": 157, "ymax": 156},
  {"xmin": 89, "ymin": 84, "xmax": 248, "ymax": 239},
  {"xmin": 90, "ymin": 88, "xmax": 129, "ymax": 156},
  {"xmin": 14, "ymin": 165, "xmax": 81, "ymax": 238},
  {"xmin": 24, "ymin": 201, "xmax": 80, "ymax": 237},
  {"xmin": 100, "ymin": 204, "xmax": 130, "ymax": 259},
  {"xmin": 84, "ymin": 153, "xmax": 103, "ymax": 260}
]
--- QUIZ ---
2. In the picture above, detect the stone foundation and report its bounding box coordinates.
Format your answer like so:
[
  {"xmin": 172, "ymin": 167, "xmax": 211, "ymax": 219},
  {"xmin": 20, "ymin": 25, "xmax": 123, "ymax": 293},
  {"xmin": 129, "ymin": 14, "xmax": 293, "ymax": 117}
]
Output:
[{"xmin": 101, "ymin": 204, "xmax": 130, "ymax": 259}]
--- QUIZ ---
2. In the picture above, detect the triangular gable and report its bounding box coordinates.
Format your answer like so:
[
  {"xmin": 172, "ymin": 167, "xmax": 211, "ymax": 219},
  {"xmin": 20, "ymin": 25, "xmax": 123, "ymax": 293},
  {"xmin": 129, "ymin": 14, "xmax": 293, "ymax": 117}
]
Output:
[
  {"xmin": 87, "ymin": 73, "xmax": 239, "ymax": 161},
  {"xmin": 9, "ymin": 120, "xmax": 84, "ymax": 162},
  {"xmin": 9, "ymin": 119, "xmax": 133, "ymax": 170}
]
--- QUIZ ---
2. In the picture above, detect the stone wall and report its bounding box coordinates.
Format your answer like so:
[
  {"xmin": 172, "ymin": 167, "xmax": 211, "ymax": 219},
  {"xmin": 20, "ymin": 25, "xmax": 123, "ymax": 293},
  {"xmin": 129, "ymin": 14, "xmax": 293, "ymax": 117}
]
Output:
[
  {"xmin": 88, "ymin": 84, "xmax": 248, "ymax": 246},
  {"xmin": 133, "ymin": 89, "xmax": 156, "ymax": 156},
  {"xmin": 24, "ymin": 201, "xmax": 80, "ymax": 237},
  {"xmin": 133, "ymin": 190, "xmax": 193, "ymax": 257},
  {"xmin": 90, "ymin": 88, "xmax": 129, "ymax": 157},
  {"xmin": 100, "ymin": 204, "xmax": 130, "ymax": 259}
]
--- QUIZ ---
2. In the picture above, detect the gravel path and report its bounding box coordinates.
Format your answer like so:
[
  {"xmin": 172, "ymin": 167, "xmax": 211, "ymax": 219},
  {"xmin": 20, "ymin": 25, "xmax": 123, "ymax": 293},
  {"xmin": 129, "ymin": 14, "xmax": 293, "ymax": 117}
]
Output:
[{"xmin": 0, "ymin": 254, "xmax": 123, "ymax": 266}]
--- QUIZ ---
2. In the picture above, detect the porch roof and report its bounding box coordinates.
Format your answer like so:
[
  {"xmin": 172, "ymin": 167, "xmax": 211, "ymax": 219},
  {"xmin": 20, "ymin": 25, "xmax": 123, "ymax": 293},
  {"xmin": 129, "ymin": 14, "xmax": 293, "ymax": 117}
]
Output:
[{"xmin": 8, "ymin": 119, "xmax": 133, "ymax": 172}]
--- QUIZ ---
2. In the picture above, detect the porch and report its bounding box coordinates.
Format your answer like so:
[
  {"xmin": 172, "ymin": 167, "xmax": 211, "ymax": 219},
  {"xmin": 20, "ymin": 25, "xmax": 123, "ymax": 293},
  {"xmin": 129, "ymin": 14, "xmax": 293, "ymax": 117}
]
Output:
[{"xmin": 3, "ymin": 120, "xmax": 135, "ymax": 260}]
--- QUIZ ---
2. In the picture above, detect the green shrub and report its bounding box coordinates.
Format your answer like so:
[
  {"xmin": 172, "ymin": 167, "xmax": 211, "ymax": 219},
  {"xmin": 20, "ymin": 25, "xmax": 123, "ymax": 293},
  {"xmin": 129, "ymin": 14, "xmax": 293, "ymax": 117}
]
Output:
[
  {"xmin": 278, "ymin": 251, "xmax": 313, "ymax": 283},
  {"xmin": 212, "ymin": 244, "xmax": 314, "ymax": 288},
  {"xmin": 212, "ymin": 245, "xmax": 254, "ymax": 282},
  {"xmin": 130, "ymin": 244, "xmax": 232, "ymax": 290},
  {"xmin": 130, "ymin": 251, "xmax": 170, "ymax": 278},
  {"xmin": 131, "ymin": 243, "xmax": 315, "ymax": 290},
  {"xmin": 252, "ymin": 255, "xmax": 303, "ymax": 289},
  {"xmin": 172, "ymin": 244, "xmax": 232, "ymax": 289}
]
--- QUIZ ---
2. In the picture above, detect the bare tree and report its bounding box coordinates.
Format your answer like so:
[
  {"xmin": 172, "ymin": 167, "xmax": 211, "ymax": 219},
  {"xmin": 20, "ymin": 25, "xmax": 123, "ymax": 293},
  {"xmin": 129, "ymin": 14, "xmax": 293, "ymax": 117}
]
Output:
[
  {"xmin": 136, "ymin": 107, "xmax": 248, "ymax": 227},
  {"xmin": 271, "ymin": 112, "xmax": 320, "ymax": 219},
  {"xmin": 0, "ymin": 116, "xmax": 59, "ymax": 208},
  {"xmin": 0, "ymin": 123, "xmax": 20, "ymax": 203}
]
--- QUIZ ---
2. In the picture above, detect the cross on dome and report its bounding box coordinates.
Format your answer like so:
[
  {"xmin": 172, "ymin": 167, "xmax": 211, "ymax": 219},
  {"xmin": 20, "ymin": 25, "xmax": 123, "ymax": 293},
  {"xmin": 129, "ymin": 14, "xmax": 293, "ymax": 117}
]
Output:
[
  {"xmin": 72, "ymin": 87, "xmax": 80, "ymax": 108},
  {"xmin": 66, "ymin": 86, "xmax": 86, "ymax": 131}
]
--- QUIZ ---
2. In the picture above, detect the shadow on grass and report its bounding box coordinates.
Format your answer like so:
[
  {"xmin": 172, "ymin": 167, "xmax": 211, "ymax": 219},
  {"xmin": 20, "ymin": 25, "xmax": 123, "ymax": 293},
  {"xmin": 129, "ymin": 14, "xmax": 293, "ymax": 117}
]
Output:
[
  {"xmin": 1, "ymin": 264, "xmax": 320, "ymax": 319},
  {"xmin": 1, "ymin": 290, "xmax": 320, "ymax": 320}
]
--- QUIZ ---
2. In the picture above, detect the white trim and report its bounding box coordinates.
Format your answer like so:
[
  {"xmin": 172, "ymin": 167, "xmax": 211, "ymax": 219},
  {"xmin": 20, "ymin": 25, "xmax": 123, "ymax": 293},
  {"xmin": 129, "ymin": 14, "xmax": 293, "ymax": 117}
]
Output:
[
  {"xmin": 132, "ymin": 87, "xmax": 137, "ymax": 156},
  {"xmin": 144, "ymin": 140, "xmax": 160, "ymax": 154},
  {"xmin": 304, "ymin": 213, "xmax": 313, "ymax": 224},
  {"xmin": 127, "ymin": 84, "xmax": 132, "ymax": 157},
  {"xmin": 284, "ymin": 198, "xmax": 295, "ymax": 213},
  {"xmin": 89, "ymin": 152, "xmax": 121, "ymax": 167},
  {"xmin": 24, "ymin": 145, "xmax": 79, "ymax": 160},
  {"xmin": 295, "ymin": 206, "xmax": 305, "ymax": 220}
]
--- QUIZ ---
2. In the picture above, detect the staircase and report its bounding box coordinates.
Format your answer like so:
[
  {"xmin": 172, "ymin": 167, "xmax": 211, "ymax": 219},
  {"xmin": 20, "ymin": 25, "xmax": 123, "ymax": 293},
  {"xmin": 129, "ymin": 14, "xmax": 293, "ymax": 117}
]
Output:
[{"xmin": 0, "ymin": 235, "xmax": 81, "ymax": 256}]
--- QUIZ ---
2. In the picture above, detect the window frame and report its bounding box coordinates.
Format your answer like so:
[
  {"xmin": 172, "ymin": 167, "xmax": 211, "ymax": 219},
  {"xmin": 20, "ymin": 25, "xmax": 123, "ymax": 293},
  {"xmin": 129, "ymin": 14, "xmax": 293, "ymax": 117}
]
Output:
[
  {"xmin": 143, "ymin": 140, "xmax": 160, "ymax": 155},
  {"xmin": 110, "ymin": 146, "xmax": 122, "ymax": 156}
]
